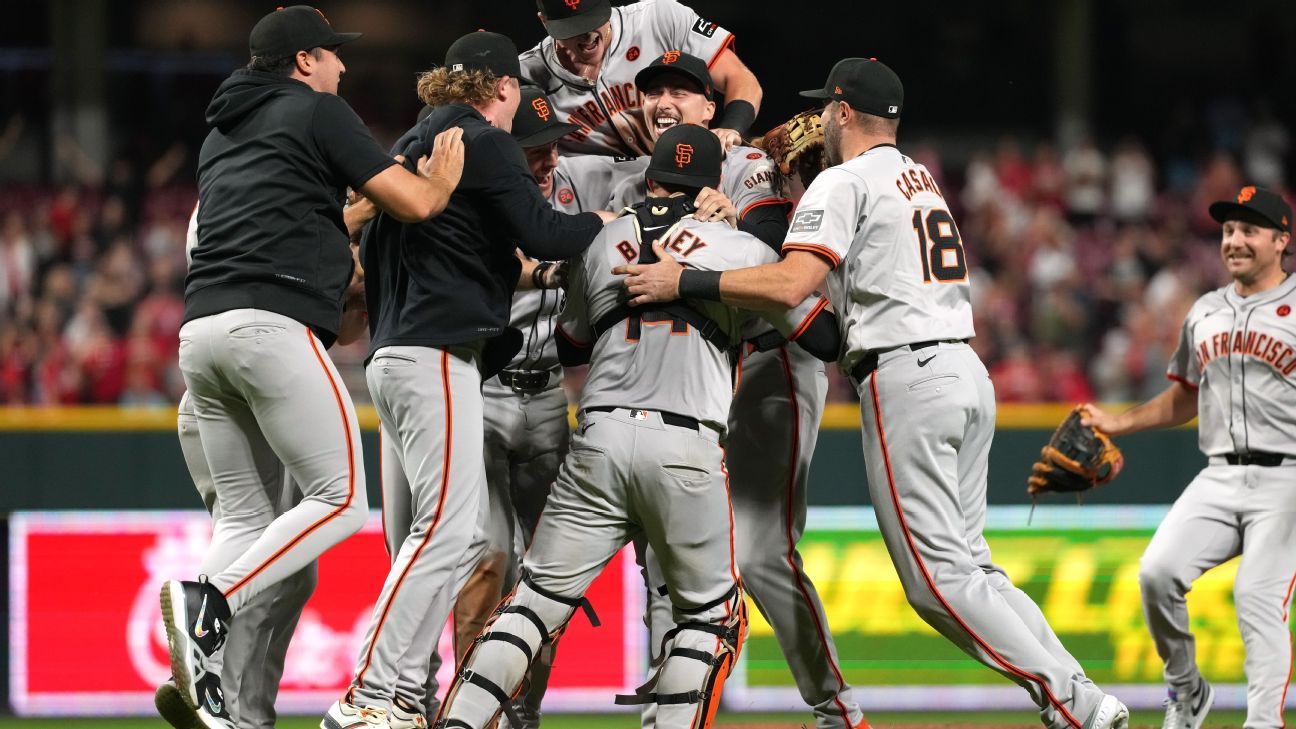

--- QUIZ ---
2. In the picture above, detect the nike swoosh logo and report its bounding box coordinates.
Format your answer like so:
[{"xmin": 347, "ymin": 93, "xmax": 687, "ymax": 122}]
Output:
[
  {"xmin": 193, "ymin": 594, "xmax": 209, "ymax": 639},
  {"xmin": 917, "ymin": 354, "xmax": 936, "ymax": 367},
  {"xmin": 205, "ymin": 688, "xmax": 223, "ymax": 714},
  {"xmin": 1192, "ymin": 684, "xmax": 1208, "ymax": 714}
]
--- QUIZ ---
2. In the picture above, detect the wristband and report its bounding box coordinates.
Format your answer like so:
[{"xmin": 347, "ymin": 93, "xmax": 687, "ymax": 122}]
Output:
[
  {"xmin": 678, "ymin": 269, "xmax": 723, "ymax": 302},
  {"xmin": 715, "ymin": 100, "xmax": 756, "ymax": 136},
  {"xmin": 532, "ymin": 262, "xmax": 553, "ymax": 289}
]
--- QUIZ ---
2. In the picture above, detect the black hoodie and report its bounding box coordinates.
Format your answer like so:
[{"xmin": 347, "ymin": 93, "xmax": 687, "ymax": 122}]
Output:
[
  {"xmin": 362, "ymin": 103, "xmax": 604, "ymax": 358},
  {"xmin": 187, "ymin": 69, "xmax": 395, "ymax": 344}
]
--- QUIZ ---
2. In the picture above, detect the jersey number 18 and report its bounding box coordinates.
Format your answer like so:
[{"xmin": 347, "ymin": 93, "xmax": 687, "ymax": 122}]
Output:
[{"xmin": 912, "ymin": 208, "xmax": 968, "ymax": 283}]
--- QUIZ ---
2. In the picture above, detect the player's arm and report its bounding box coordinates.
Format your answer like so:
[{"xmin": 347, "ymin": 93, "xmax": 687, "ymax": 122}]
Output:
[
  {"xmin": 709, "ymin": 49, "xmax": 762, "ymax": 147},
  {"xmin": 336, "ymin": 243, "xmax": 367, "ymax": 346},
  {"xmin": 617, "ymin": 242, "xmax": 829, "ymax": 310},
  {"xmin": 1081, "ymin": 382, "xmax": 1198, "ymax": 437},
  {"xmin": 359, "ymin": 128, "xmax": 465, "ymax": 223},
  {"xmin": 515, "ymin": 250, "xmax": 567, "ymax": 291}
]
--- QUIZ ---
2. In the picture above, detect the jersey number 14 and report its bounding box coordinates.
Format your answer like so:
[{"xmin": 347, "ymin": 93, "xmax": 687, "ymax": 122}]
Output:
[{"xmin": 912, "ymin": 208, "xmax": 968, "ymax": 283}]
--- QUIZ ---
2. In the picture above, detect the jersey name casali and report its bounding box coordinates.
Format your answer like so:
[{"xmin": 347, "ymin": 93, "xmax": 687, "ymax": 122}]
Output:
[{"xmin": 1169, "ymin": 274, "xmax": 1296, "ymax": 456}]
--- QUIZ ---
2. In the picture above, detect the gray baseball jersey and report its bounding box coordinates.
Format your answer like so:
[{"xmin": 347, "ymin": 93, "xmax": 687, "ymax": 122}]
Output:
[
  {"xmin": 519, "ymin": 0, "xmax": 735, "ymax": 157},
  {"xmin": 783, "ymin": 145, "xmax": 975, "ymax": 369},
  {"xmin": 1139, "ymin": 273, "xmax": 1296, "ymax": 728},
  {"xmin": 558, "ymin": 215, "xmax": 824, "ymax": 430},
  {"xmin": 608, "ymin": 145, "xmax": 786, "ymax": 220},
  {"xmin": 797, "ymin": 144, "xmax": 1114, "ymax": 727}
]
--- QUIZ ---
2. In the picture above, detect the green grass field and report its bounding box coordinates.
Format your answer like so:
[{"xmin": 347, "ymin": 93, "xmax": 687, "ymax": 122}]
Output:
[{"xmin": 0, "ymin": 710, "xmax": 1256, "ymax": 728}]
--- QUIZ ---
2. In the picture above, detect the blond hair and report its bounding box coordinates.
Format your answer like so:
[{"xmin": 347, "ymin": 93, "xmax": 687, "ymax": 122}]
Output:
[{"xmin": 416, "ymin": 67, "xmax": 500, "ymax": 108}]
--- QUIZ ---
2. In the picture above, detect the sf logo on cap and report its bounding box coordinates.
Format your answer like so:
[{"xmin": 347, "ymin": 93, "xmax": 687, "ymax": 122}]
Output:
[
  {"xmin": 565, "ymin": 0, "xmax": 581, "ymax": 9},
  {"xmin": 1238, "ymin": 186, "xmax": 1256, "ymax": 203},
  {"xmin": 532, "ymin": 98, "xmax": 551, "ymax": 121},
  {"xmin": 675, "ymin": 143, "xmax": 693, "ymax": 168},
  {"xmin": 662, "ymin": 50, "xmax": 681, "ymax": 64}
]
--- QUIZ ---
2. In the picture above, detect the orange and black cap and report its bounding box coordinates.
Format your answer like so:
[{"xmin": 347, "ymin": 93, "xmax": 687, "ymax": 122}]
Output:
[
  {"xmin": 537, "ymin": 0, "xmax": 611, "ymax": 40},
  {"xmin": 513, "ymin": 87, "xmax": 580, "ymax": 148},
  {"xmin": 635, "ymin": 51, "xmax": 714, "ymax": 99},
  {"xmin": 801, "ymin": 57, "xmax": 903, "ymax": 119},
  {"xmin": 249, "ymin": 5, "xmax": 360, "ymax": 58},
  {"xmin": 647, "ymin": 124, "xmax": 721, "ymax": 189},
  {"xmin": 1209, "ymin": 185, "xmax": 1292, "ymax": 233}
]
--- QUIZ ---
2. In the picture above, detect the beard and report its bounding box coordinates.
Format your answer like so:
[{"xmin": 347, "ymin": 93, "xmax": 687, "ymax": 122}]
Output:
[{"xmin": 824, "ymin": 112, "xmax": 842, "ymax": 167}]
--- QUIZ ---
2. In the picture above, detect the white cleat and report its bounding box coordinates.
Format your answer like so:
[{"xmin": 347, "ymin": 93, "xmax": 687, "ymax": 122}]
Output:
[
  {"xmin": 322, "ymin": 699, "xmax": 391, "ymax": 729},
  {"xmin": 1082, "ymin": 694, "xmax": 1129, "ymax": 729},
  {"xmin": 388, "ymin": 701, "xmax": 428, "ymax": 729},
  {"xmin": 1161, "ymin": 679, "xmax": 1214, "ymax": 729}
]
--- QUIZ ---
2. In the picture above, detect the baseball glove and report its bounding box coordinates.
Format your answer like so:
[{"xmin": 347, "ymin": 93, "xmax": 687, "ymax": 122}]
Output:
[
  {"xmin": 1027, "ymin": 406, "xmax": 1124, "ymax": 497},
  {"xmin": 756, "ymin": 110, "xmax": 827, "ymax": 186}
]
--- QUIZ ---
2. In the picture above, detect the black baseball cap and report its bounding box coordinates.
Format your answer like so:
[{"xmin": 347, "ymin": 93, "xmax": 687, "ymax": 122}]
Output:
[
  {"xmin": 513, "ymin": 87, "xmax": 581, "ymax": 148},
  {"xmin": 249, "ymin": 5, "xmax": 360, "ymax": 58},
  {"xmin": 800, "ymin": 57, "xmax": 903, "ymax": 119},
  {"xmin": 446, "ymin": 30, "xmax": 522, "ymax": 79},
  {"xmin": 635, "ymin": 51, "xmax": 714, "ymax": 99},
  {"xmin": 536, "ymin": 0, "xmax": 611, "ymax": 40},
  {"xmin": 1209, "ymin": 185, "xmax": 1292, "ymax": 233},
  {"xmin": 647, "ymin": 124, "xmax": 722, "ymax": 189}
]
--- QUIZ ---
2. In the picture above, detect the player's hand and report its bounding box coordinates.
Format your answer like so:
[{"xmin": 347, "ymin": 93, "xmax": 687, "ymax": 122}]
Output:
[
  {"xmin": 594, "ymin": 209, "xmax": 618, "ymax": 224},
  {"xmin": 421, "ymin": 127, "xmax": 466, "ymax": 191},
  {"xmin": 693, "ymin": 187, "xmax": 737, "ymax": 228},
  {"xmin": 614, "ymin": 240, "xmax": 682, "ymax": 305},
  {"xmin": 345, "ymin": 189, "xmax": 378, "ymax": 227},
  {"xmin": 1079, "ymin": 403, "xmax": 1118, "ymax": 434},
  {"xmin": 712, "ymin": 127, "xmax": 742, "ymax": 153}
]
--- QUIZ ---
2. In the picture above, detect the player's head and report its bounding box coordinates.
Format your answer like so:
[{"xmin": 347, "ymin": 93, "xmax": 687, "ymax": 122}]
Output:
[
  {"xmin": 536, "ymin": 0, "xmax": 612, "ymax": 66},
  {"xmin": 801, "ymin": 57, "xmax": 902, "ymax": 166},
  {"xmin": 247, "ymin": 5, "xmax": 360, "ymax": 95},
  {"xmin": 635, "ymin": 51, "xmax": 716, "ymax": 144},
  {"xmin": 512, "ymin": 87, "xmax": 581, "ymax": 198},
  {"xmin": 418, "ymin": 31, "xmax": 523, "ymax": 130},
  {"xmin": 1209, "ymin": 186, "xmax": 1293, "ymax": 284},
  {"xmin": 645, "ymin": 124, "xmax": 722, "ymax": 199}
]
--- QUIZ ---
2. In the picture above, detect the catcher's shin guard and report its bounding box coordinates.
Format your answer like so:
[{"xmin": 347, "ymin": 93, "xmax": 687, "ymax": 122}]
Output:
[
  {"xmin": 617, "ymin": 583, "xmax": 747, "ymax": 728},
  {"xmin": 434, "ymin": 571, "xmax": 597, "ymax": 729}
]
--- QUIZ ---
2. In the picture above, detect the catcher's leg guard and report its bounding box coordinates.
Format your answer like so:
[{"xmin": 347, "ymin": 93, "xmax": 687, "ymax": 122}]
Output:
[
  {"xmin": 617, "ymin": 584, "xmax": 746, "ymax": 729},
  {"xmin": 434, "ymin": 570, "xmax": 597, "ymax": 729}
]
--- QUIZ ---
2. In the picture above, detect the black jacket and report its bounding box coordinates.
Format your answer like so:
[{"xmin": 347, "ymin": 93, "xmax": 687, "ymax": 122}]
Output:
[
  {"xmin": 187, "ymin": 70, "xmax": 394, "ymax": 344},
  {"xmin": 363, "ymin": 103, "xmax": 604, "ymax": 359}
]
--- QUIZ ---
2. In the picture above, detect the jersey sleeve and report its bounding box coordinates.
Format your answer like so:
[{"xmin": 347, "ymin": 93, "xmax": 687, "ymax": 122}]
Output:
[
  {"xmin": 780, "ymin": 167, "xmax": 863, "ymax": 270},
  {"xmin": 652, "ymin": 0, "xmax": 735, "ymax": 69},
  {"xmin": 556, "ymin": 247, "xmax": 595, "ymax": 347},
  {"xmin": 1166, "ymin": 314, "xmax": 1201, "ymax": 390},
  {"xmin": 725, "ymin": 150, "xmax": 789, "ymax": 220},
  {"xmin": 312, "ymin": 94, "xmax": 398, "ymax": 190}
]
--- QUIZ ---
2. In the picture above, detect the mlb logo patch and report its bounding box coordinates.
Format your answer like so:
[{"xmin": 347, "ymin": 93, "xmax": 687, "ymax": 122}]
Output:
[
  {"xmin": 790, "ymin": 209, "xmax": 825, "ymax": 234},
  {"xmin": 630, "ymin": 409, "xmax": 650, "ymax": 420},
  {"xmin": 692, "ymin": 18, "xmax": 718, "ymax": 37}
]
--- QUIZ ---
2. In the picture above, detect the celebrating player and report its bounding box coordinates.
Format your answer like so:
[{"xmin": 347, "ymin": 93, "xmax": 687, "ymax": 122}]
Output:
[
  {"xmin": 160, "ymin": 7, "xmax": 465, "ymax": 729},
  {"xmin": 1084, "ymin": 186, "xmax": 1296, "ymax": 729},
  {"xmin": 433, "ymin": 124, "xmax": 840, "ymax": 729},
  {"xmin": 520, "ymin": 0, "xmax": 762, "ymax": 157},
  {"xmin": 617, "ymin": 58, "xmax": 1131, "ymax": 729}
]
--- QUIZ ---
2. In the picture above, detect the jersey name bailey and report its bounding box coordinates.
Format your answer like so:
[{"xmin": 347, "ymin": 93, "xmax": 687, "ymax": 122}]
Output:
[{"xmin": 1196, "ymin": 328, "xmax": 1296, "ymax": 376}]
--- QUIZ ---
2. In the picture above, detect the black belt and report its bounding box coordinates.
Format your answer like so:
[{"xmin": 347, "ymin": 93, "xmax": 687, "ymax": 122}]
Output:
[
  {"xmin": 850, "ymin": 339, "xmax": 969, "ymax": 382},
  {"xmin": 1222, "ymin": 452, "xmax": 1289, "ymax": 467},
  {"xmin": 496, "ymin": 369, "xmax": 553, "ymax": 394},
  {"xmin": 584, "ymin": 406, "xmax": 701, "ymax": 431}
]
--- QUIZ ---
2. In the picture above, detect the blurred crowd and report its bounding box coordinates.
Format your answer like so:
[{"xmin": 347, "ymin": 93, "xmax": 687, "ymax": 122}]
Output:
[{"xmin": 0, "ymin": 109, "xmax": 1289, "ymax": 406}]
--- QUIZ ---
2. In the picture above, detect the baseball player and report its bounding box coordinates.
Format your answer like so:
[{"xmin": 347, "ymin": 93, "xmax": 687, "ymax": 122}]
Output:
[
  {"xmin": 328, "ymin": 31, "xmax": 609, "ymax": 729},
  {"xmin": 1084, "ymin": 186, "xmax": 1296, "ymax": 729},
  {"xmin": 161, "ymin": 8, "xmax": 466, "ymax": 729},
  {"xmin": 606, "ymin": 51, "xmax": 791, "ymax": 249},
  {"xmin": 613, "ymin": 50, "xmax": 861, "ymax": 729},
  {"xmin": 617, "ymin": 59, "xmax": 1131, "ymax": 729},
  {"xmin": 520, "ymin": 0, "xmax": 762, "ymax": 157},
  {"xmin": 432, "ymin": 124, "xmax": 841, "ymax": 729}
]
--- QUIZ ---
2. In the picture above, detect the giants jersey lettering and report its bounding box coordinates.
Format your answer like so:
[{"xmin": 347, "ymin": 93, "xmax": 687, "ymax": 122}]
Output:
[
  {"xmin": 782, "ymin": 144, "xmax": 975, "ymax": 369},
  {"xmin": 558, "ymin": 215, "xmax": 824, "ymax": 429},
  {"xmin": 607, "ymin": 144, "xmax": 788, "ymax": 218},
  {"xmin": 519, "ymin": 0, "xmax": 734, "ymax": 157},
  {"xmin": 1168, "ymin": 274, "xmax": 1296, "ymax": 456}
]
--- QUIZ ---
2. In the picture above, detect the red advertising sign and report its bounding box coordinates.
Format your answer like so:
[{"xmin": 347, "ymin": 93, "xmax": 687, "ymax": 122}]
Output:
[{"xmin": 9, "ymin": 512, "xmax": 644, "ymax": 716}]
